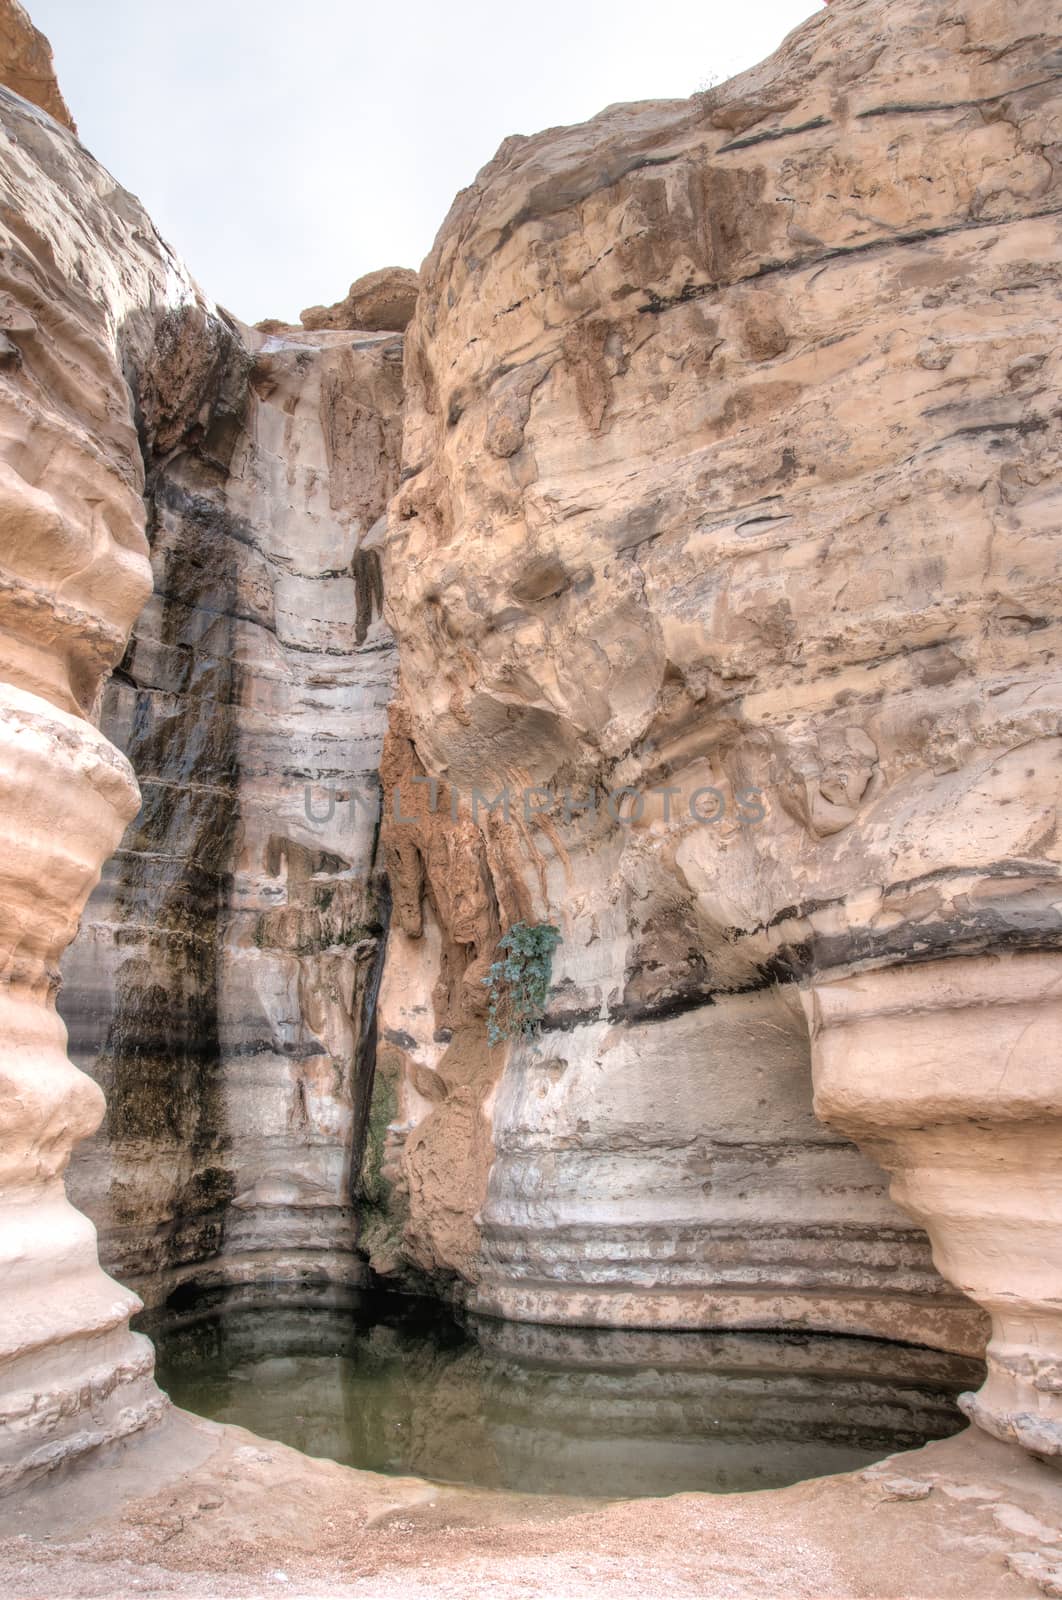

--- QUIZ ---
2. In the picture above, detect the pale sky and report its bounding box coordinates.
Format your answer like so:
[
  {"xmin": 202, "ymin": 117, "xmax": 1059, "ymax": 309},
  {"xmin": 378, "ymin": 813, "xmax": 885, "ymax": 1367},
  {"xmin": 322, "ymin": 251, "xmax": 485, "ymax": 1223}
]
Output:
[{"xmin": 31, "ymin": 0, "xmax": 819, "ymax": 325}]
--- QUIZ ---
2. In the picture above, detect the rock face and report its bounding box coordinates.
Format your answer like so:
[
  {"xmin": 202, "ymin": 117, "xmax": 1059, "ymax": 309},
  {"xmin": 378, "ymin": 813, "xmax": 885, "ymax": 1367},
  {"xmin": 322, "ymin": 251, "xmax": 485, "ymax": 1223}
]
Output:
[
  {"xmin": 60, "ymin": 317, "xmax": 403, "ymax": 1309},
  {"xmin": 809, "ymin": 955, "xmax": 1062, "ymax": 1461},
  {"xmin": 0, "ymin": 44, "xmax": 405, "ymax": 1481},
  {"xmin": 0, "ymin": 0, "xmax": 74, "ymax": 132},
  {"xmin": 300, "ymin": 267, "xmax": 420, "ymax": 334},
  {"xmin": 0, "ymin": 84, "xmax": 206, "ymax": 1486},
  {"xmin": 375, "ymin": 0, "xmax": 1062, "ymax": 1459},
  {"xmin": 2, "ymin": 0, "xmax": 1061, "ymax": 1494}
]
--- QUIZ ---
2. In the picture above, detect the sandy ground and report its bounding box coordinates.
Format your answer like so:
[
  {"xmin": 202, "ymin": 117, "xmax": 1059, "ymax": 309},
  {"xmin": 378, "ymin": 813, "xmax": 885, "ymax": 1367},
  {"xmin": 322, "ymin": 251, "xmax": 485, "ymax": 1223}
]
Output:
[{"xmin": 0, "ymin": 1411, "xmax": 1060, "ymax": 1599}]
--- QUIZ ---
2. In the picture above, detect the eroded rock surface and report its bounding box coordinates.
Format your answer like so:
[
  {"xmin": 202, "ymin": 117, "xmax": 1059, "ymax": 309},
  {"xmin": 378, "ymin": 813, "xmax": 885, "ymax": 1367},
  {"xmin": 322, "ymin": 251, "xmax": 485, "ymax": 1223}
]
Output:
[
  {"xmin": 2, "ymin": 0, "xmax": 1061, "ymax": 1503},
  {"xmin": 0, "ymin": 84, "xmax": 210, "ymax": 1485},
  {"xmin": 301, "ymin": 266, "xmax": 420, "ymax": 334},
  {"xmin": 809, "ymin": 955, "xmax": 1062, "ymax": 1462},
  {"xmin": 374, "ymin": 0, "xmax": 1062, "ymax": 1452},
  {"xmin": 0, "ymin": 1, "xmax": 405, "ymax": 1358},
  {"xmin": 60, "ymin": 317, "xmax": 403, "ymax": 1308}
]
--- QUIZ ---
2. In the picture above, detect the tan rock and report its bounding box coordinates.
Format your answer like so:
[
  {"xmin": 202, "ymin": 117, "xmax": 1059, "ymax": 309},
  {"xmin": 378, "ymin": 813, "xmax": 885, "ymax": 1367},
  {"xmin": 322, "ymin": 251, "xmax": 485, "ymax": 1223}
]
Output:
[
  {"xmin": 301, "ymin": 265, "xmax": 420, "ymax": 333},
  {"xmin": 253, "ymin": 316, "xmax": 299, "ymax": 335},
  {"xmin": 0, "ymin": 84, "xmax": 210, "ymax": 1483},
  {"xmin": 61, "ymin": 317, "xmax": 405, "ymax": 1309},
  {"xmin": 2, "ymin": 0, "xmax": 1061, "ymax": 1517},
  {"xmin": 0, "ymin": 0, "xmax": 74, "ymax": 132},
  {"xmin": 378, "ymin": 0, "xmax": 1062, "ymax": 1458},
  {"xmin": 0, "ymin": 32, "xmax": 408, "ymax": 1476},
  {"xmin": 0, "ymin": 684, "xmax": 164, "ymax": 1494},
  {"xmin": 808, "ymin": 955, "xmax": 1062, "ymax": 1462}
]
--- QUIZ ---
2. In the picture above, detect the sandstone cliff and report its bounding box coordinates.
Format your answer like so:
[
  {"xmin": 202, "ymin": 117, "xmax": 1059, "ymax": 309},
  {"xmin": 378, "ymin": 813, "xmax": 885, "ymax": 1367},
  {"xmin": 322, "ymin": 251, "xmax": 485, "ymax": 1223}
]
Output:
[
  {"xmin": 1, "ymin": 0, "xmax": 1060, "ymax": 1497},
  {"xmin": 0, "ymin": 79, "xmax": 205, "ymax": 1485},
  {"xmin": 60, "ymin": 317, "xmax": 403, "ymax": 1308},
  {"xmin": 0, "ymin": 22, "xmax": 407, "ymax": 1478},
  {"xmin": 373, "ymin": 0, "xmax": 1062, "ymax": 1456}
]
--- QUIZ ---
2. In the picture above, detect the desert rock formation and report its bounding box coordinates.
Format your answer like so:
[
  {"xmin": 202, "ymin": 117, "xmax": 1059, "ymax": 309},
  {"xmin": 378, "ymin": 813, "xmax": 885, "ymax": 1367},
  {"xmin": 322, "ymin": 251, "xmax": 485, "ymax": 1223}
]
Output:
[
  {"xmin": 0, "ymin": 53, "xmax": 405, "ymax": 1484},
  {"xmin": 301, "ymin": 266, "xmax": 420, "ymax": 334},
  {"xmin": 0, "ymin": 83, "xmax": 201, "ymax": 1485},
  {"xmin": 0, "ymin": 0, "xmax": 74, "ymax": 132},
  {"xmin": 0, "ymin": 0, "xmax": 1060, "ymax": 1506},
  {"xmin": 376, "ymin": 0, "xmax": 1062, "ymax": 1456},
  {"xmin": 60, "ymin": 316, "xmax": 403, "ymax": 1309}
]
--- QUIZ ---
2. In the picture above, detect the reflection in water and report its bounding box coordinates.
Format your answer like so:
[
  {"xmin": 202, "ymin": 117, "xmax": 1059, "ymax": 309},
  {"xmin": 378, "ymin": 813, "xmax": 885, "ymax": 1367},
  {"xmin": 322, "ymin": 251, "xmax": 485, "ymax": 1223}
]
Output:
[{"xmin": 145, "ymin": 1293, "xmax": 984, "ymax": 1498}]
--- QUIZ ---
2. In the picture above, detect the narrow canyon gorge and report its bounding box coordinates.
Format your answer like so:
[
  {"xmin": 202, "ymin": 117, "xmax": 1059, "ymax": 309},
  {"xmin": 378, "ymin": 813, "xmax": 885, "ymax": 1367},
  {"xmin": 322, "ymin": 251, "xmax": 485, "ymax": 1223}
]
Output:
[{"xmin": 0, "ymin": 0, "xmax": 1059, "ymax": 1593}]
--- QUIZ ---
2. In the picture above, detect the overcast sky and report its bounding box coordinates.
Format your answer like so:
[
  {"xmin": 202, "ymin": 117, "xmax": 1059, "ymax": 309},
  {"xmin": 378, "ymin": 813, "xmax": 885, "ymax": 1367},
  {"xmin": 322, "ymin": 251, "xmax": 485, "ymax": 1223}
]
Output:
[{"xmin": 31, "ymin": 0, "xmax": 819, "ymax": 325}]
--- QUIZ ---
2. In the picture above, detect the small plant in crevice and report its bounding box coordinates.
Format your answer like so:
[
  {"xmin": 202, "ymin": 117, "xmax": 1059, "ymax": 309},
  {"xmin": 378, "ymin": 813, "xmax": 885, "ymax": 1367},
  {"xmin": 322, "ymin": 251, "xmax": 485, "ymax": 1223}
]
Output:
[{"xmin": 482, "ymin": 922, "xmax": 562, "ymax": 1046}]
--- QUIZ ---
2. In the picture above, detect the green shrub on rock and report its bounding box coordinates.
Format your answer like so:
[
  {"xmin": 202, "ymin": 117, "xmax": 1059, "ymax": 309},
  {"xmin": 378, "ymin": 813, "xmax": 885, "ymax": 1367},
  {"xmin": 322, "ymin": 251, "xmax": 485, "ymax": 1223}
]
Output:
[{"xmin": 482, "ymin": 922, "xmax": 562, "ymax": 1045}]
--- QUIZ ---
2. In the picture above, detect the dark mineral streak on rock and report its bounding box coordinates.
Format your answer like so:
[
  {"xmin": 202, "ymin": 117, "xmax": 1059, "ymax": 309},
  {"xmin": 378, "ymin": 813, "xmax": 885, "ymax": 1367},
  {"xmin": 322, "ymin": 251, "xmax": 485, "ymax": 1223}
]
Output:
[
  {"xmin": 352, "ymin": 547, "xmax": 384, "ymax": 648},
  {"xmin": 62, "ymin": 311, "xmax": 404, "ymax": 1308},
  {"xmin": 63, "ymin": 319, "xmax": 245, "ymax": 1293}
]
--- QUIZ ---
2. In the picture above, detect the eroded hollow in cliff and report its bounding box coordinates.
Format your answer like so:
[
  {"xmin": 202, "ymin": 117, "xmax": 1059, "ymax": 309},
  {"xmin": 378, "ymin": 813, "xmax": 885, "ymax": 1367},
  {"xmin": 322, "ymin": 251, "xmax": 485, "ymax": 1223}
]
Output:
[{"xmin": 141, "ymin": 1289, "xmax": 984, "ymax": 1498}]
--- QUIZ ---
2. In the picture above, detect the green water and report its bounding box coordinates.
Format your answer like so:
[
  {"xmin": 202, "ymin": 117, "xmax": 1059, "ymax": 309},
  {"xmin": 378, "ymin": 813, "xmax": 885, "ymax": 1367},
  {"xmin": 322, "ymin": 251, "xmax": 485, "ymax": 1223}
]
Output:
[{"xmin": 146, "ymin": 1294, "xmax": 983, "ymax": 1499}]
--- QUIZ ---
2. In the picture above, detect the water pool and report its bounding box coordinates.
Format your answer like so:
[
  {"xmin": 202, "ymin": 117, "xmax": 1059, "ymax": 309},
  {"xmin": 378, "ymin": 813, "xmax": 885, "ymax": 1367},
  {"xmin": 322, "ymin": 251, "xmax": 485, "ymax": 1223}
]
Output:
[{"xmin": 146, "ymin": 1294, "xmax": 983, "ymax": 1499}]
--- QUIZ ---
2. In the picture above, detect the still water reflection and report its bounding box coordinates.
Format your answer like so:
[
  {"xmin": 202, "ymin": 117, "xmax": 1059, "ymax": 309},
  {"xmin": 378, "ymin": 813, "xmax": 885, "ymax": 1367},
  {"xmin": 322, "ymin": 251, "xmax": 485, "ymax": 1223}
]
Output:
[{"xmin": 146, "ymin": 1294, "xmax": 983, "ymax": 1498}]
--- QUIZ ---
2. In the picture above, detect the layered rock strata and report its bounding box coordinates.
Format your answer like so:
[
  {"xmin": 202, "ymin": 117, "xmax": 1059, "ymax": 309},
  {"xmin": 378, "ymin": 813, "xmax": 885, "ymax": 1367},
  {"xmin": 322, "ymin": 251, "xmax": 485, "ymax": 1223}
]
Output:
[
  {"xmin": 0, "ymin": 85, "xmax": 205, "ymax": 1485},
  {"xmin": 374, "ymin": 0, "xmax": 1062, "ymax": 1453},
  {"xmin": 0, "ymin": 35, "xmax": 405, "ymax": 1485},
  {"xmin": 809, "ymin": 954, "xmax": 1062, "ymax": 1460},
  {"xmin": 3, "ymin": 0, "xmax": 1061, "ymax": 1493},
  {"xmin": 61, "ymin": 318, "xmax": 403, "ymax": 1309}
]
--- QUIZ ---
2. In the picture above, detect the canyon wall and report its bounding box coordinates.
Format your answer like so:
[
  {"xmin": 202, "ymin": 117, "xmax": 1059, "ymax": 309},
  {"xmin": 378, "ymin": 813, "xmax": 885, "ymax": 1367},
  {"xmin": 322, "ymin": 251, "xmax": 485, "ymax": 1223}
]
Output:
[
  {"xmin": 60, "ymin": 314, "xmax": 403, "ymax": 1310},
  {"xmin": 0, "ymin": 20, "xmax": 405, "ymax": 1479},
  {"xmin": 1, "ymin": 0, "xmax": 1060, "ymax": 1491},
  {"xmin": 0, "ymin": 57, "xmax": 407, "ymax": 1490},
  {"xmin": 0, "ymin": 81, "xmax": 206, "ymax": 1485},
  {"xmin": 373, "ymin": 0, "xmax": 1061, "ymax": 1458}
]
